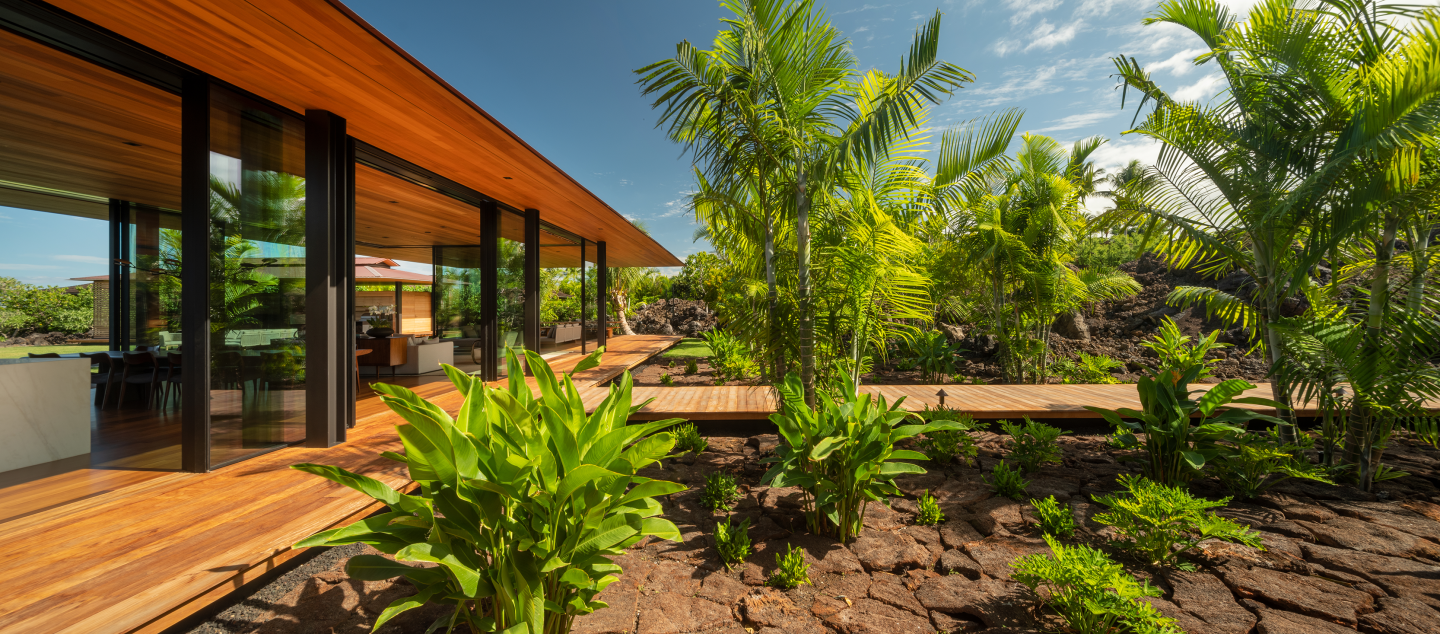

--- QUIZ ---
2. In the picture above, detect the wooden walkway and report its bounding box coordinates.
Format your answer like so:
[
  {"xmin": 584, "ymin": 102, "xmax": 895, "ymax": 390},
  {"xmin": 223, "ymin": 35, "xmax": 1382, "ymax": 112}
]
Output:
[{"xmin": 0, "ymin": 335, "xmax": 679, "ymax": 634}]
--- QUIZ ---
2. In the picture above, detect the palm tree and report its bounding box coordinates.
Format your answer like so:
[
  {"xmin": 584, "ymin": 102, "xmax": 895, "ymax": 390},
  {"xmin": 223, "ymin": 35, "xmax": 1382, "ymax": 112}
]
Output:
[{"xmin": 1101, "ymin": 0, "xmax": 1440, "ymax": 438}]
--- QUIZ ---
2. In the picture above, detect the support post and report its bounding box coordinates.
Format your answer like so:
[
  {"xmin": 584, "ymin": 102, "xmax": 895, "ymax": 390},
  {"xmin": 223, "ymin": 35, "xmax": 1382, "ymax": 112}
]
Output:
[
  {"xmin": 393, "ymin": 281, "xmax": 403, "ymax": 335},
  {"xmin": 342, "ymin": 138, "xmax": 356, "ymax": 434},
  {"xmin": 180, "ymin": 73, "xmax": 212, "ymax": 472},
  {"xmin": 304, "ymin": 109, "xmax": 350, "ymax": 448},
  {"xmin": 480, "ymin": 201, "xmax": 500, "ymax": 381},
  {"xmin": 596, "ymin": 241, "xmax": 607, "ymax": 349},
  {"xmin": 107, "ymin": 199, "xmax": 128, "ymax": 351},
  {"xmin": 523, "ymin": 208, "xmax": 540, "ymax": 356},
  {"xmin": 580, "ymin": 239, "xmax": 587, "ymax": 354},
  {"xmin": 431, "ymin": 245, "xmax": 442, "ymax": 337}
]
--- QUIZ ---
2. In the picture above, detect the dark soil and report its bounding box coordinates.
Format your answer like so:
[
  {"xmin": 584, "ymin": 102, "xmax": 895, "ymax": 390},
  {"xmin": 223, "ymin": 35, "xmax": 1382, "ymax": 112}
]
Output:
[
  {"xmin": 630, "ymin": 358, "xmax": 761, "ymax": 387},
  {"xmin": 190, "ymin": 430, "xmax": 1440, "ymax": 634}
]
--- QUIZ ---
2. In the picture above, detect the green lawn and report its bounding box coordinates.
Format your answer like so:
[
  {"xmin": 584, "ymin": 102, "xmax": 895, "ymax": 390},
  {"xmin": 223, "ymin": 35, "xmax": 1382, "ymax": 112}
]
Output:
[
  {"xmin": 0, "ymin": 344, "xmax": 108, "ymax": 359},
  {"xmin": 662, "ymin": 338, "xmax": 713, "ymax": 359}
]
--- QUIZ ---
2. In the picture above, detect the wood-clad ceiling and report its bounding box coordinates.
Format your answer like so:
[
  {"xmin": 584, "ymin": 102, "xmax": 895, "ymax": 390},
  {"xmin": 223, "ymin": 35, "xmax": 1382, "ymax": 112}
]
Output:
[{"xmin": 43, "ymin": 0, "xmax": 680, "ymax": 268}]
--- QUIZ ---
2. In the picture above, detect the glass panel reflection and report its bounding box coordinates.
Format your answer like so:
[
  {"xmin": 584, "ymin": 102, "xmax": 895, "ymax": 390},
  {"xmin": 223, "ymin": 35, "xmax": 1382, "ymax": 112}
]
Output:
[{"xmin": 207, "ymin": 86, "xmax": 306, "ymax": 467}]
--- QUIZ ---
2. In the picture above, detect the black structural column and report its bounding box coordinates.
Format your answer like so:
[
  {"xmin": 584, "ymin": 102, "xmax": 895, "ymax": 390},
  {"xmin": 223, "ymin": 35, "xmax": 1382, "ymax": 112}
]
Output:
[
  {"xmin": 343, "ymin": 138, "xmax": 357, "ymax": 432},
  {"xmin": 523, "ymin": 208, "xmax": 541, "ymax": 356},
  {"xmin": 580, "ymin": 239, "xmax": 587, "ymax": 354},
  {"xmin": 304, "ymin": 109, "xmax": 351, "ymax": 448},
  {"xmin": 179, "ymin": 74, "xmax": 212, "ymax": 473},
  {"xmin": 393, "ymin": 282, "xmax": 403, "ymax": 335},
  {"xmin": 107, "ymin": 198, "xmax": 129, "ymax": 351},
  {"xmin": 596, "ymin": 241, "xmax": 608, "ymax": 349},
  {"xmin": 479, "ymin": 201, "xmax": 500, "ymax": 381},
  {"xmin": 431, "ymin": 245, "xmax": 442, "ymax": 338}
]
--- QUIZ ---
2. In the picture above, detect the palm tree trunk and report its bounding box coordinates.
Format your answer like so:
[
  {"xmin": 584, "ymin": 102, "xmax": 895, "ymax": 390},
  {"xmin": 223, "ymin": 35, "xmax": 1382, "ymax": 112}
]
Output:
[
  {"xmin": 1347, "ymin": 214, "xmax": 1399, "ymax": 490},
  {"xmin": 612, "ymin": 290, "xmax": 636, "ymax": 336},
  {"xmin": 764, "ymin": 190, "xmax": 781, "ymax": 382},
  {"xmin": 797, "ymin": 168, "xmax": 815, "ymax": 408}
]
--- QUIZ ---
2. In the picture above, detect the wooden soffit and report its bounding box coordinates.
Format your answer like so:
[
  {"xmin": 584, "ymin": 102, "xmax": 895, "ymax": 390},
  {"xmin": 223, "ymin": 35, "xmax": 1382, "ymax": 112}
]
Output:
[{"xmin": 45, "ymin": 0, "xmax": 679, "ymax": 268}]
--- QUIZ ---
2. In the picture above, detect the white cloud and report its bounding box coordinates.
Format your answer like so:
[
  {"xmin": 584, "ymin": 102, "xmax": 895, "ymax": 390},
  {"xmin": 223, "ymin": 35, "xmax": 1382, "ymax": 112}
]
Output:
[
  {"xmin": 0, "ymin": 263, "xmax": 59, "ymax": 271},
  {"xmin": 657, "ymin": 190, "xmax": 698, "ymax": 219},
  {"xmin": 957, "ymin": 57, "xmax": 1110, "ymax": 110},
  {"xmin": 840, "ymin": 3, "xmax": 891, "ymax": 14},
  {"xmin": 1007, "ymin": 0, "xmax": 1063, "ymax": 26},
  {"xmin": 1147, "ymin": 47, "xmax": 1208, "ymax": 76},
  {"xmin": 1028, "ymin": 20, "xmax": 1083, "ymax": 51},
  {"xmin": 1173, "ymin": 73, "xmax": 1224, "ymax": 102},
  {"xmin": 1033, "ymin": 110, "xmax": 1119, "ymax": 133},
  {"xmin": 1074, "ymin": 0, "xmax": 1150, "ymax": 18},
  {"xmin": 619, "ymin": 179, "xmax": 632, "ymax": 186},
  {"xmin": 52, "ymin": 255, "xmax": 108, "ymax": 264},
  {"xmin": 854, "ymin": 25, "xmax": 870, "ymax": 33},
  {"xmin": 1088, "ymin": 136, "xmax": 1161, "ymax": 172}
]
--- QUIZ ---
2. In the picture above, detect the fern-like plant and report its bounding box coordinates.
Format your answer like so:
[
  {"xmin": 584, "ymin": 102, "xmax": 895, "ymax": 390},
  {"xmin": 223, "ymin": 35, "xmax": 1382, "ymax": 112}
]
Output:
[
  {"xmin": 714, "ymin": 517, "xmax": 752, "ymax": 570},
  {"xmin": 768, "ymin": 544, "xmax": 811, "ymax": 589},
  {"xmin": 1093, "ymin": 474, "xmax": 1263, "ymax": 569},
  {"xmin": 1012, "ymin": 535, "xmax": 1181, "ymax": 634},
  {"xmin": 916, "ymin": 490, "xmax": 945, "ymax": 526},
  {"xmin": 999, "ymin": 417, "xmax": 1068, "ymax": 472},
  {"xmin": 917, "ymin": 406, "xmax": 979, "ymax": 465},
  {"xmin": 700, "ymin": 471, "xmax": 741, "ymax": 511},
  {"xmin": 684, "ymin": 358, "xmax": 699, "ymax": 375},
  {"xmin": 673, "ymin": 423, "xmax": 708, "ymax": 455},
  {"xmin": 986, "ymin": 460, "xmax": 1030, "ymax": 500},
  {"xmin": 1031, "ymin": 495, "xmax": 1075, "ymax": 538}
]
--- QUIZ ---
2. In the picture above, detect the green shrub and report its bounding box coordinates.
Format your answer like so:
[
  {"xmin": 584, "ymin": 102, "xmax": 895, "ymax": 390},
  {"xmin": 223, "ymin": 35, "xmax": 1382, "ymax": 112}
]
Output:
[
  {"xmin": 1051, "ymin": 352, "xmax": 1124, "ymax": 385},
  {"xmin": 986, "ymin": 460, "xmax": 1030, "ymax": 499},
  {"xmin": 999, "ymin": 417, "xmax": 1069, "ymax": 472},
  {"xmin": 291, "ymin": 349, "xmax": 685, "ymax": 633},
  {"xmin": 685, "ymin": 358, "xmax": 699, "ymax": 375},
  {"xmin": 1012, "ymin": 534, "xmax": 1181, "ymax": 634},
  {"xmin": 660, "ymin": 372, "xmax": 675, "ymax": 386},
  {"xmin": 700, "ymin": 472, "xmax": 741, "ymax": 511},
  {"xmin": 704, "ymin": 329, "xmax": 759, "ymax": 381},
  {"xmin": 673, "ymin": 423, "xmax": 708, "ymax": 455},
  {"xmin": 899, "ymin": 331, "xmax": 963, "ymax": 383},
  {"xmin": 714, "ymin": 517, "xmax": 752, "ymax": 570},
  {"xmin": 916, "ymin": 407, "xmax": 979, "ymax": 465},
  {"xmin": 762, "ymin": 372, "xmax": 961, "ymax": 543},
  {"xmin": 768, "ymin": 544, "xmax": 811, "ymax": 589},
  {"xmin": 1075, "ymin": 234, "xmax": 1147, "ymax": 270},
  {"xmin": 916, "ymin": 490, "xmax": 945, "ymax": 526},
  {"xmin": 1085, "ymin": 319, "xmax": 1289, "ymax": 485},
  {"xmin": 1093, "ymin": 474, "xmax": 1263, "ymax": 569},
  {"xmin": 1031, "ymin": 495, "xmax": 1075, "ymax": 538},
  {"xmin": 1213, "ymin": 429, "xmax": 1331, "ymax": 500}
]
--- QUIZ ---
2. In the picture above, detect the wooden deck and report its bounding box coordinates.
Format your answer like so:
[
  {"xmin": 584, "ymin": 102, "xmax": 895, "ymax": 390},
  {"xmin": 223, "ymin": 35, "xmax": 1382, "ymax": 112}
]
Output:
[{"xmin": 0, "ymin": 335, "xmax": 681, "ymax": 634}]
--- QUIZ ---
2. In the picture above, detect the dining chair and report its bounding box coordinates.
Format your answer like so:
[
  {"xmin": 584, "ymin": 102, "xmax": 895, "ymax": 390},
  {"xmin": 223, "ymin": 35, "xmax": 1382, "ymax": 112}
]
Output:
[
  {"xmin": 116, "ymin": 351, "xmax": 161, "ymax": 409},
  {"xmin": 85, "ymin": 352, "xmax": 117, "ymax": 408},
  {"xmin": 27, "ymin": 352, "xmax": 61, "ymax": 358},
  {"xmin": 160, "ymin": 351, "xmax": 182, "ymax": 408}
]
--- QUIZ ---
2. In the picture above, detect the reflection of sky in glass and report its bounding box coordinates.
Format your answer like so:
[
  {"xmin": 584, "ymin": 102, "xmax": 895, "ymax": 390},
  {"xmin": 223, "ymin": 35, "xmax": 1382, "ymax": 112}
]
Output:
[{"xmin": 209, "ymin": 152, "xmax": 241, "ymax": 189}]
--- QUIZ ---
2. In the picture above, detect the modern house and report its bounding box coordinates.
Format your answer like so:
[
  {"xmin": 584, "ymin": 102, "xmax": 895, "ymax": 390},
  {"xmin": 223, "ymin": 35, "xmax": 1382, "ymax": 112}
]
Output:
[{"xmin": 0, "ymin": 0, "xmax": 680, "ymax": 485}]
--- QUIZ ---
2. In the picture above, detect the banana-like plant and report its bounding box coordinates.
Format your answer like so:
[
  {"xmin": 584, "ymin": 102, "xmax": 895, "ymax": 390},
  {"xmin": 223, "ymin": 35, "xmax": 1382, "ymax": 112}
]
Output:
[
  {"xmin": 761, "ymin": 371, "xmax": 962, "ymax": 544},
  {"xmin": 291, "ymin": 350, "xmax": 685, "ymax": 634},
  {"xmin": 1086, "ymin": 319, "xmax": 1287, "ymax": 485}
]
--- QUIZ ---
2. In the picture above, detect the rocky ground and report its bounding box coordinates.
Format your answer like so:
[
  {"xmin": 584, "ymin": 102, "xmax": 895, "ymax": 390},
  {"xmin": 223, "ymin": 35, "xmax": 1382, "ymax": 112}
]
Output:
[
  {"xmin": 631, "ymin": 299, "xmax": 719, "ymax": 338},
  {"xmin": 630, "ymin": 357, "xmax": 761, "ymax": 387},
  {"xmin": 194, "ymin": 430, "xmax": 1440, "ymax": 634}
]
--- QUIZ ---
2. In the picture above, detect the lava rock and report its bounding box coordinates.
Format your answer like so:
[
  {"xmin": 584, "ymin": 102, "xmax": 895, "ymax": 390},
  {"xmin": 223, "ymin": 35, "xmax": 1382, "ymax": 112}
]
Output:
[{"xmin": 1216, "ymin": 564, "xmax": 1374, "ymax": 626}]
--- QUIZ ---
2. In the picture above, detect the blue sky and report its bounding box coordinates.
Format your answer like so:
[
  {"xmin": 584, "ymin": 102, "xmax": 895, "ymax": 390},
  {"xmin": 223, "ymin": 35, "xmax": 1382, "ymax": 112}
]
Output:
[{"xmin": 2, "ymin": 0, "xmax": 1262, "ymax": 285}]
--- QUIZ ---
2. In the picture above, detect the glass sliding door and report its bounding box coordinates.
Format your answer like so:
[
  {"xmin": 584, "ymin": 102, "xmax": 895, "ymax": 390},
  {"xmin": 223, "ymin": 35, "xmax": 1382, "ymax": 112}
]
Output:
[
  {"xmin": 497, "ymin": 210, "xmax": 526, "ymax": 375},
  {"xmin": 126, "ymin": 205, "xmax": 182, "ymax": 350},
  {"xmin": 207, "ymin": 85, "xmax": 307, "ymax": 467}
]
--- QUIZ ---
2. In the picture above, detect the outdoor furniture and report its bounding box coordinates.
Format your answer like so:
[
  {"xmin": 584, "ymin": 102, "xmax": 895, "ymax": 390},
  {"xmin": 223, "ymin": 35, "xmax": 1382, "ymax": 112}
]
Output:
[
  {"xmin": 355, "ymin": 349, "xmax": 371, "ymax": 392},
  {"xmin": 356, "ymin": 336, "xmax": 407, "ymax": 378},
  {"xmin": 83, "ymin": 352, "xmax": 117, "ymax": 408},
  {"xmin": 397, "ymin": 339, "xmax": 454, "ymax": 375},
  {"xmin": 542, "ymin": 323, "xmax": 582, "ymax": 344},
  {"xmin": 160, "ymin": 351, "xmax": 181, "ymax": 408},
  {"xmin": 116, "ymin": 351, "xmax": 160, "ymax": 409}
]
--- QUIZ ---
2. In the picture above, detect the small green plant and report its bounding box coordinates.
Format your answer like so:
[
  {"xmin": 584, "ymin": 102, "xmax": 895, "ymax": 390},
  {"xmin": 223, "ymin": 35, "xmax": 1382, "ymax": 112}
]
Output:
[
  {"xmin": 1086, "ymin": 319, "xmax": 1289, "ymax": 486},
  {"xmin": 673, "ymin": 423, "xmax": 708, "ymax": 455},
  {"xmin": 714, "ymin": 377, "xmax": 727, "ymax": 386},
  {"xmin": 986, "ymin": 460, "xmax": 1030, "ymax": 499},
  {"xmin": 767, "ymin": 543, "xmax": 811, "ymax": 589},
  {"xmin": 660, "ymin": 372, "xmax": 675, "ymax": 386},
  {"xmin": 684, "ymin": 358, "xmax": 699, "ymax": 375},
  {"xmin": 1051, "ymin": 352, "xmax": 1124, "ymax": 384},
  {"xmin": 1012, "ymin": 534, "xmax": 1181, "ymax": 634},
  {"xmin": 713, "ymin": 517, "xmax": 752, "ymax": 569},
  {"xmin": 700, "ymin": 471, "xmax": 741, "ymax": 511},
  {"xmin": 1213, "ymin": 429, "xmax": 1332, "ymax": 500},
  {"xmin": 1031, "ymin": 495, "xmax": 1076, "ymax": 538},
  {"xmin": 899, "ymin": 330, "xmax": 964, "ymax": 382},
  {"xmin": 916, "ymin": 407, "xmax": 979, "ymax": 465},
  {"xmin": 998, "ymin": 417, "xmax": 1069, "ymax": 471},
  {"xmin": 762, "ymin": 372, "xmax": 963, "ymax": 544},
  {"xmin": 1093, "ymin": 474, "xmax": 1263, "ymax": 569},
  {"xmin": 704, "ymin": 329, "xmax": 759, "ymax": 381},
  {"xmin": 916, "ymin": 490, "xmax": 945, "ymax": 525}
]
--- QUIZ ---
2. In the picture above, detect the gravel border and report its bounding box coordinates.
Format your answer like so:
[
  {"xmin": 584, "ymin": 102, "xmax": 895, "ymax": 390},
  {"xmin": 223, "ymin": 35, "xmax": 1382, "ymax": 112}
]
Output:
[{"xmin": 177, "ymin": 543, "xmax": 366, "ymax": 634}]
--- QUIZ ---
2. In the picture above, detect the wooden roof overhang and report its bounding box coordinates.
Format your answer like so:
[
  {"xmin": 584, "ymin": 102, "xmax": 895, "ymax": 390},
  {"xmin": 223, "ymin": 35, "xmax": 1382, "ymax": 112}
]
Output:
[{"xmin": 41, "ymin": 0, "xmax": 680, "ymax": 268}]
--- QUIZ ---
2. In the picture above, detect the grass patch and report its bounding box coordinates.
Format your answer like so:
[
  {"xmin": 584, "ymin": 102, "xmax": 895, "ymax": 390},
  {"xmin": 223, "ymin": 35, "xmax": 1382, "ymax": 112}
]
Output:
[
  {"xmin": 0, "ymin": 344, "xmax": 108, "ymax": 359},
  {"xmin": 662, "ymin": 338, "xmax": 713, "ymax": 359}
]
